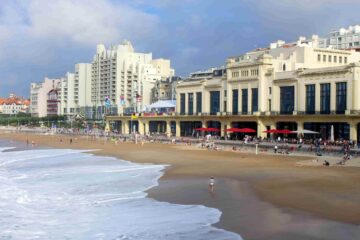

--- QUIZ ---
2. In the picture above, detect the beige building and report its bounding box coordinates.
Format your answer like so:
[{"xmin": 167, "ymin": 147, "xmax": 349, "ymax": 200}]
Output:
[{"xmin": 107, "ymin": 42, "xmax": 360, "ymax": 142}]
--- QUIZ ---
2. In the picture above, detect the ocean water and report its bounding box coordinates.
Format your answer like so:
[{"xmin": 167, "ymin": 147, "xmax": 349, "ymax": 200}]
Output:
[{"xmin": 0, "ymin": 143, "xmax": 242, "ymax": 240}]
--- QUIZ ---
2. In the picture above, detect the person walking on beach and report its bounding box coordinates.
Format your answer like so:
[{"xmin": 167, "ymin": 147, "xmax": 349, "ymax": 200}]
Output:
[{"xmin": 209, "ymin": 177, "xmax": 215, "ymax": 193}]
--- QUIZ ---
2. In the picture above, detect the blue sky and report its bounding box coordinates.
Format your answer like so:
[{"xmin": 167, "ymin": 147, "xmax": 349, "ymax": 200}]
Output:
[{"xmin": 1, "ymin": 0, "xmax": 360, "ymax": 97}]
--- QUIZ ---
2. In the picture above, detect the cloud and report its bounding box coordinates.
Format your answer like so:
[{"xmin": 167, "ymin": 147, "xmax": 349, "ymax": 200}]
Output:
[
  {"xmin": 0, "ymin": 0, "xmax": 161, "ymax": 96},
  {"xmin": 0, "ymin": 0, "xmax": 159, "ymax": 48},
  {"xmin": 1, "ymin": 0, "xmax": 360, "ymax": 97}
]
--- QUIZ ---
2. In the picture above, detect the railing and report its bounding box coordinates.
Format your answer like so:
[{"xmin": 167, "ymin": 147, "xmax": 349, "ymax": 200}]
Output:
[{"xmin": 107, "ymin": 110, "xmax": 360, "ymax": 118}]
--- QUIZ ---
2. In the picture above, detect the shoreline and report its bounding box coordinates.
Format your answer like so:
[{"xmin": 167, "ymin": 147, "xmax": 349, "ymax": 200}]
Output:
[{"xmin": 1, "ymin": 132, "xmax": 360, "ymax": 239}]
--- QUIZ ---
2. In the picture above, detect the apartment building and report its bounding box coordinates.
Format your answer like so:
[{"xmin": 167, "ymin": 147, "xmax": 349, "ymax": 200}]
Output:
[
  {"xmin": 319, "ymin": 25, "xmax": 360, "ymax": 50},
  {"xmin": 30, "ymin": 78, "xmax": 60, "ymax": 117},
  {"xmin": 91, "ymin": 41, "xmax": 174, "ymax": 118}
]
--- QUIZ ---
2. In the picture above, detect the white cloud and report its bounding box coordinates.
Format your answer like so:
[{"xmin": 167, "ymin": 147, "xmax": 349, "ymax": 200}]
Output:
[
  {"xmin": 28, "ymin": 0, "xmax": 159, "ymax": 46},
  {"xmin": 0, "ymin": 0, "xmax": 160, "ymax": 59}
]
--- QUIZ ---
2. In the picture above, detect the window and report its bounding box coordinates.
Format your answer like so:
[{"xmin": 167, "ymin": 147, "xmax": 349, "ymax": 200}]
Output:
[
  {"xmin": 188, "ymin": 93, "xmax": 194, "ymax": 115},
  {"xmin": 336, "ymin": 82, "xmax": 347, "ymax": 114},
  {"xmin": 180, "ymin": 93, "xmax": 185, "ymax": 114},
  {"xmin": 334, "ymin": 56, "xmax": 337, "ymax": 63},
  {"xmin": 210, "ymin": 91, "xmax": 220, "ymax": 115},
  {"xmin": 196, "ymin": 92, "xmax": 202, "ymax": 113},
  {"xmin": 323, "ymin": 55, "xmax": 326, "ymax": 62},
  {"xmin": 268, "ymin": 99, "xmax": 272, "ymax": 112},
  {"xmin": 224, "ymin": 90, "xmax": 227, "ymax": 97},
  {"xmin": 320, "ymin": 83, "xmax": 331, "ymax": 114},
  {"xmin": 328, "ymin": 55, "xmax": 332, "ymax": 62},
  {"xmin": 280, "ymin": 86, "xmax": 294, "ymax": 114},
  {"xmin": 344, "ymin": 57, "xmax": 348, "ymax": 64},
  {"xmin": 242, "ymin": 89, "xmax": 248, "ymax": 114},
  {"xmin": 269, "ymin": 87, "xmax": 272, "ymax": 95},
  {"xmin": 305, "ymin": 84, "xmax": 315, "ymax": 114},
  {"xmin": 318, "ymin": 54, "xmax": 321, "ymax": 62},
  {"xmin": 339, "ymin": 56, "xmax": 343, "ymax": 63},
  {"xmin": 252, "ymin": 88, "xmax": 258, "ymax": 113},
  {"xmin": 283, "ymin": 63, "xmax": 286, "ymax": 71},
  {"xmin": 232, "ymin": 89, "xmax": 238, "ymax": 114}
]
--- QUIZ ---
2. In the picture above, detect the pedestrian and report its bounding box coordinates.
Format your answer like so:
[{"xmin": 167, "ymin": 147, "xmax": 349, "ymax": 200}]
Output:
[
  {"xmin": 209, "ymin": 177, "xmax": 215, "ymax": 193},
  {"xmin": 70, "ymin": 138, "xmax": 73, "ymax": 144},
  {"xmin": 274, "ymin": 145, "xmax": 278, "ymax": 153}
]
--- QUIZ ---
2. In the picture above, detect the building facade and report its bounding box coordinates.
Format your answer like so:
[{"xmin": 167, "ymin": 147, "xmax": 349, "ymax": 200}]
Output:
[
  {"xmin": 106, "ymin": 43, "xmax": 360, "ymax": 142},
  {"xmin": 91, "ymin": 41, "xmax": 174, "ymax": 118},
  {"xmin": 151, "ymin": 76, "xmax": 181, "ymax": 103},
  {"xmin": 319, "ymin": 25, "xmax": 360, "ymax": 50},
  {"xmin": 30, "ymin": 78, "xmax": 60, "ymax": 117},
  {"xmin": 0, "ymin": 94, "xmax": 30, "ymax": 114},
  {"xmin": 47, "ymin": 89, "xmax": 59, "ymax": 116}
]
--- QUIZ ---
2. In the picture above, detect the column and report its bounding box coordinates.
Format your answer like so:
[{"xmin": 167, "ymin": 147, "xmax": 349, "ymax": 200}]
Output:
[
  {"xmin": 138, "ymin": 119, "xmax": 145, "ymax": 135},
  {"xmin": 227, "ymin": 85, "xmax": 233, "ymax": 113},
  {"xmin": 175, "ymin": 120, "xmax": 181, "ymax": 137},
  {"xmin": 330, "ymin": 82, "xmax": 336, "ymax": 112},
  {"xmin": 297, "ymin": 120, "xmax": 304, "ymax": 131},
  {"xmin": 122, "ymin": 120, "xmax": 129, "ymax": 134},
  {"xmin": 221, "ymin": 121, "xmax": 226, "ymax": 137},
  {"xmin": 257, "ymin": 119, "xmax": 267, "ymax": 138},
  {"xmin": 273, "ymin": 86, "xmax": 280, "ymax": 112},
  {"xmin": 349, "ymin": 122, "xmax": 358, "ymax": 142},
  {"xmin": 143, "ymin": 120, "xmax": 149, "ymax": 135},
  {"xmin": 166, "ymin": 120, "xmax": 171, "ymax": 137},
  {"xmin": 315, "ymin": 83, "xmax": 321, "ymax": 113},
  {"xmin": 248, "ymin": 86, "xmax": 252, "ymax": 114}
]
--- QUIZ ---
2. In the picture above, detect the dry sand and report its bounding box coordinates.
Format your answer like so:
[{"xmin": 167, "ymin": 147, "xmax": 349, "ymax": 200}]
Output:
[{"xmin": 1, "ymin": 132, "xmax": 360, "ymax": 239}]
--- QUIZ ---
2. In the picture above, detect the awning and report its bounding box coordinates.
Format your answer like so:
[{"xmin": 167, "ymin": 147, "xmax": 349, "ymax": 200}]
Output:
[
  {"xmin": 291, "ymin": 129, "xmax": 319, "ymax": 134},
  {"xmin": 148, "ymin": 100, "xmax": 176, "ymax": 109}
]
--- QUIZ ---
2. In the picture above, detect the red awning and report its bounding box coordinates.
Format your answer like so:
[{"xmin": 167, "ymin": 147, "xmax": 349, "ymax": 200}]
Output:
[
  {"xmin": 194, "ymin": 127, "xmax": 220, "ymax": 132},
  {"xmin": 263, "ymin": 129, "xmax": 294, "ymax": 134},
  {"xmin": 238, "ymin": 128, "xmax": 256, "ymax": 133},
  {"xmin": 225, "ymin": 128, "xmax": 242, "ymax": 132},
  {"xmin": 263, "ymin": 129, "xmax": 278, "ymax": 133}
]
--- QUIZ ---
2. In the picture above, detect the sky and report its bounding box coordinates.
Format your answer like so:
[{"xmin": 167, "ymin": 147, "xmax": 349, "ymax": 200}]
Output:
[{"xmin": 1, "ymin": 0, "xmax": 360, "ymax": 97}]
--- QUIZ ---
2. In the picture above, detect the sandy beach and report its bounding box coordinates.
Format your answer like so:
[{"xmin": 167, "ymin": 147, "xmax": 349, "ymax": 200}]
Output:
[{"xmin": 1, "ymin": 131, "xmax": 360, "ymax": 239}]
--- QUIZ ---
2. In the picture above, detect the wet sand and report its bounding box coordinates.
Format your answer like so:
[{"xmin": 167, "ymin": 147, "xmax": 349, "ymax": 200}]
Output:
[{"xmin": 1, "ymin": 132, "xmax": 360, "ymax": 239}]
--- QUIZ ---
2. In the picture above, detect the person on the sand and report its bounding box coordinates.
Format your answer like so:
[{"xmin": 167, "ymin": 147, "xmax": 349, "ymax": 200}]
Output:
[{"xmin": 209, "ymin": 177, "xmax": 215, "ymax": 193}]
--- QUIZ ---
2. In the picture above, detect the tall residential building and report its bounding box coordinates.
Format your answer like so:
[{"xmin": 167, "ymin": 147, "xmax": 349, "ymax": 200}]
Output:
[
  {"xmin": 91, "ymin": 40, "xmax": 174, "ymax": 117},
  {"xmin": 57, "ymin": 64, "xmax": 92, "ymax": 118},
  {"xmin": 30, "ymin": 78, "xmax": 60, "ymax": 117}
]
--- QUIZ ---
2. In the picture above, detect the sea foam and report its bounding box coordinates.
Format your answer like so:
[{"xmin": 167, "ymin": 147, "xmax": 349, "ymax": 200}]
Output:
[{"xmin": 0, "ymin": 144, "xmax": 242, "ymax": 239}]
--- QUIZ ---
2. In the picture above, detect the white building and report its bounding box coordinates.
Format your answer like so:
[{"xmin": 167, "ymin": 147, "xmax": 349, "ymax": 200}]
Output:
[
  {"xmin": 91, "ymin": 40, "xmax": 174, "ymax": 118},
  {"xmin": 30, "ymin": 78, "xmax": 60, "ymax": 117},
  {"xmin": 318, "ymin": 25, "xmax": 360, "ymax": 50},
  {"xmin": 57, "ymin": 64, "xmax": 92, "ymax": 118},
  {"xmin": 0, "ymin": 94, "xmax": 30, "ymax": 115}
]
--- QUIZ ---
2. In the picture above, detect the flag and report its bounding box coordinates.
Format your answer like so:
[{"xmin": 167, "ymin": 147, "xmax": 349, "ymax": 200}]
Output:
[
  {"xmin": 120, "ymin": 95, "xmax": 125, "ymax": 106},
  {"xmin": 136, "ymin": 93, "xmax": 142, "ymax": 102},
  {"xmin": 105, "ymin": 96, "xmax": 111, "ymax": 108}
]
